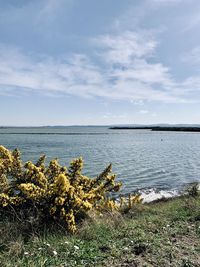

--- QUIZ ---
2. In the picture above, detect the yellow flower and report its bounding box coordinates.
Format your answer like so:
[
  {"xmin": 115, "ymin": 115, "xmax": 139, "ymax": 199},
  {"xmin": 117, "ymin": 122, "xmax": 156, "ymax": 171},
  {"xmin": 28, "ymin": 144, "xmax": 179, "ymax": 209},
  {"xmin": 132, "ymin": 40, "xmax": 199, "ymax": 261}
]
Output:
[
  {"xmin": 0, "ymin": 145, "xmax": 128, "ymax": 234},
  {"xmin": 0, "ymin": 193, "xmax": 10, "ymax": 207},
  {"xmin": 82, "ymin": 200, "xmax": 92, "ymax": 210},
  {"xmin": 55, "ymin": 197, "xmax": 65, "ymax": 206},
  {"xmin": 53, "ymin": 174, "xmax": 70, "ymax": 195},
  {"xmin": 49, "ymin": 206, "xmax": 57, "ymax": 215}
]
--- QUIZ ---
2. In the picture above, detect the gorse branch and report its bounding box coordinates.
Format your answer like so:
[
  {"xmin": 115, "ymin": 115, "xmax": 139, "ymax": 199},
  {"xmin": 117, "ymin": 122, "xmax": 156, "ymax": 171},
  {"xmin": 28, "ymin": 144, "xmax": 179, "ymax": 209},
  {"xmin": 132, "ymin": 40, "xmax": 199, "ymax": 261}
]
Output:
[{"xmin": 0, "ymin": 145, "xmax": 141, "ymax": 233}]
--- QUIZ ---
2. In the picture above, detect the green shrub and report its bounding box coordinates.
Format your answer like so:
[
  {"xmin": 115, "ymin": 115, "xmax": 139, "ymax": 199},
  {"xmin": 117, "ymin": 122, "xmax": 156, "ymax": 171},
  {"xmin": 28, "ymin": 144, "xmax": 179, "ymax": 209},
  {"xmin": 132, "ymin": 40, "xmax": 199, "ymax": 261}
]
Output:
[{"xmin": 0, "ymin": 146, "xmax": 141, "ymax": 233}]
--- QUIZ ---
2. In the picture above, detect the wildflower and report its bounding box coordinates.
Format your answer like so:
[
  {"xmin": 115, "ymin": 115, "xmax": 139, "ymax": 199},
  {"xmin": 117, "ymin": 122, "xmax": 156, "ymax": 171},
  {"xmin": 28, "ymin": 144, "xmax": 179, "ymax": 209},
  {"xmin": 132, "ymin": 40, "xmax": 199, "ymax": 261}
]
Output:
[
  {"xmin": 0, "ymin": 193, "xmax": 10, "ymax": 207},
  {"xmin": 55, "ymin": 197, "xmax": 65, "ymax": 206},
  {"xmin": 49, "ymin": 206, "xmax": 56, "ymax": 215},
  {"xmin": 0, "ymin": 145, "xmax": 134, "ymax": 234},
  {"xmin": 52, "ymin": 250, "xmax": 58, "ymax": 256}
]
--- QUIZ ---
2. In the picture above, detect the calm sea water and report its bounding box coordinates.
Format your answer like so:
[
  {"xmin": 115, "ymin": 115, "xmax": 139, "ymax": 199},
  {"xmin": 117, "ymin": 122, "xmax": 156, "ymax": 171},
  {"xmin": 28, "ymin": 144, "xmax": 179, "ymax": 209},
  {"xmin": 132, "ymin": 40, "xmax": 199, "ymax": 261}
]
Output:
[{"xmin": 1, "ymin": 126, "xmax": 200, "ymax": 195}]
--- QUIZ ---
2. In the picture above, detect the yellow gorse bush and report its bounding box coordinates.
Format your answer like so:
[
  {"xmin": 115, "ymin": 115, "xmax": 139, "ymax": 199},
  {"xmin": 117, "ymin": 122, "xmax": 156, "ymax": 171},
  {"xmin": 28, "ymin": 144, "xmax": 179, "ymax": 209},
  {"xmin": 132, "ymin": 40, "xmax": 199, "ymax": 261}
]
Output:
[{"xmin": 0, "ymin": 145, "xmax": 142, "ymax": 233}]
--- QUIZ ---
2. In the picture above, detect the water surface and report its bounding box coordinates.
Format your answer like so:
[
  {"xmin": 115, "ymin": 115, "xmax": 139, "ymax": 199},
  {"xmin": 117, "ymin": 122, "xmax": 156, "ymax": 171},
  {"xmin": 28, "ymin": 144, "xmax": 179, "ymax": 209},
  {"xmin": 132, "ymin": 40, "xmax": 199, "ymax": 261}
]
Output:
[{"xmin": 1, "ymin": 126, "xmax": 200, "ymax": 195}]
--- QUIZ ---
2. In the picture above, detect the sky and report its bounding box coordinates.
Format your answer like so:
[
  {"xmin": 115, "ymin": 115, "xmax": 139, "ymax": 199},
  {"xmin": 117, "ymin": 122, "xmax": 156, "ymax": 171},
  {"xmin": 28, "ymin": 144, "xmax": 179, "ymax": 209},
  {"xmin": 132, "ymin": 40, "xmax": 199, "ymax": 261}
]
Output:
[{"xmin": 0, "ymin": 0, "xmax": 200, "ymax": 126}]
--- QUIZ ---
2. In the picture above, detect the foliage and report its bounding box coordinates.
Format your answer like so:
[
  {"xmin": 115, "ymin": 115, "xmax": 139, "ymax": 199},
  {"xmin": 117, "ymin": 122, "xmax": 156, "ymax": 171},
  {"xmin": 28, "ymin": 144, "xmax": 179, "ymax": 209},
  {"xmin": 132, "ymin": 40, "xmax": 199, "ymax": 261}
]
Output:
[
  {"xmin": 186, "ymin": 182, "xmax": 199, "ymax": 197},
  {"xmin": 1, "ymin": 195, "xmax": 200, "ymax": 267},
  {"xmin": 0, "ymin": 145, "xmax": 141, "ymax": 233}
]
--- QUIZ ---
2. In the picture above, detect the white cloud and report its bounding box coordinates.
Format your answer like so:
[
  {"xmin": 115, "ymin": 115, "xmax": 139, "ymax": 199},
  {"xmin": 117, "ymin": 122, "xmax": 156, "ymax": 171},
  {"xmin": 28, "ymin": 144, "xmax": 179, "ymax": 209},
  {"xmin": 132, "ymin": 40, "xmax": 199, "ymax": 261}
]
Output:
[
  {"xmin": 139, "ymin": 110, "xmax": 149, "ymax": 114},
  {"xmin": 130, "ymin": 99, "xmax": 145, "ymax": 105},
  {"xmin": 102, "ymin": 113, "xmax": 128, "ymax": 119},
  {"xmin": 0, "ymin": 46, "xmax": 103, "ymax": 98},
  {"xmin": 148, "ymin": 0, "xmax": 182, "ymax": 4},
  {"xmin": 94, "ymin": 31, "xmax": 156, "ymax": 66},
  {"xmin": 109, "ymin": 59, "xmax": 173, "ymax": 86},
  {"xmin": 181, "ymin": 76, "xmax": 200, "ymax": 92},
  {"xmin": 0, "ymin": 29, "xmax": 199, "ymax": 104}
]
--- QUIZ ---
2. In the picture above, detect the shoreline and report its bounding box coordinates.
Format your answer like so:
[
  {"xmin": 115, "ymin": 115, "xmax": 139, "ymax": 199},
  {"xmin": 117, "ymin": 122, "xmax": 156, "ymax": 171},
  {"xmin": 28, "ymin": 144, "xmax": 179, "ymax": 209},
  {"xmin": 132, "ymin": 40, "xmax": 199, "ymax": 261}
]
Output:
[
  {"xmin": 110, "ymin": 126, "xmax": 200, "ymax": 132},
  {"xmin": 117, "ymin": 182, "xmax": 200, "ymax": 204}
]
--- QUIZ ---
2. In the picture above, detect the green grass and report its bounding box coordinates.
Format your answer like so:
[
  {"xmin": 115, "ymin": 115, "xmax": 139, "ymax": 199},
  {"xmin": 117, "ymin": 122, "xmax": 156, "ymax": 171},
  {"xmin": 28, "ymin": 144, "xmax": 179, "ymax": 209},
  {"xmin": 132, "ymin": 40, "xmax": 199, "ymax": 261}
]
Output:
[{"xmin": 1, "ymin": 196, "xmax": 200, "ymax": 267}]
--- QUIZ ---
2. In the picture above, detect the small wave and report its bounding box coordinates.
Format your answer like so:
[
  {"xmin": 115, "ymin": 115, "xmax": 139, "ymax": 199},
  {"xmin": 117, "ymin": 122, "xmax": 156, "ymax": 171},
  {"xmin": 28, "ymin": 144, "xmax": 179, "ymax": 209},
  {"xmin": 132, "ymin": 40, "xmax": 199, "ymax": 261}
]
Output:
[
  {"xmin": 138, "ymin": 182, "xmax": 200, "ymax": 203},
  {"xmin": 139, "ymin": 188, "xmax": 180, "ymax": 203}
]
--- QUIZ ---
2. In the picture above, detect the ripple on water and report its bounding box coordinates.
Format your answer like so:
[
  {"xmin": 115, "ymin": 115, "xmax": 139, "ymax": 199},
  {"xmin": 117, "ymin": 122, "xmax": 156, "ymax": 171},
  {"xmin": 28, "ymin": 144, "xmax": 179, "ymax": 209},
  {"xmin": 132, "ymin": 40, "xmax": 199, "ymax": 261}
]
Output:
[{"xmin": 1, "ymin": 127, "xmax": 200, "ymax": 194}]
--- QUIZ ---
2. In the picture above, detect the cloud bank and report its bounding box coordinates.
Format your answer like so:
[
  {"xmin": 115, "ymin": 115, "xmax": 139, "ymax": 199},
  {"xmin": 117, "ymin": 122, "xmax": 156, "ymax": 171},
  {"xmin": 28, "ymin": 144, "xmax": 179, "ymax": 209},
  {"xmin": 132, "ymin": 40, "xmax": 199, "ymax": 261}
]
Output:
[{"xmin": 0, "ymin": 29, "xmax": 199, "ymax": 104}]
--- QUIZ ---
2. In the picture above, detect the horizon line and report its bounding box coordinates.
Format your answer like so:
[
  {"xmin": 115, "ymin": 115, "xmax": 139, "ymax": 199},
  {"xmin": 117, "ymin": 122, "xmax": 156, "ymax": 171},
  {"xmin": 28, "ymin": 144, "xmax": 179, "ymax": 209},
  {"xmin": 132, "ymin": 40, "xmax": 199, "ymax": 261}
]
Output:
[{"xmin": 1, "ymin": 123, "xmax": 200, "ymax": 128}]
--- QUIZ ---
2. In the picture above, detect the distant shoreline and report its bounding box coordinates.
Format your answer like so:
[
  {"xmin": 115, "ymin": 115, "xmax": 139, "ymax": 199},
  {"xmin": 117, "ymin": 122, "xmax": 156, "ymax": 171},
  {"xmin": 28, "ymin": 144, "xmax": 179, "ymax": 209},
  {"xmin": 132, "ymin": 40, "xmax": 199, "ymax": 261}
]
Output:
[{"xmin": 110, "ymin": 126, "xmax": 200, "ymax": 132}]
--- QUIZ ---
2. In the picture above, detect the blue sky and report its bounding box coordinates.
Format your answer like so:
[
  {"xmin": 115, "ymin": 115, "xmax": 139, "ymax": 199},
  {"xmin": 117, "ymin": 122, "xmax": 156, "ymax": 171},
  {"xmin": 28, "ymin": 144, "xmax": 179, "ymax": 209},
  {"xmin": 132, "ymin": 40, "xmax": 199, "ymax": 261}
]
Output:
[{"xmin": 0, "ymin": 0, "xmax": 200, "ymax": 126}]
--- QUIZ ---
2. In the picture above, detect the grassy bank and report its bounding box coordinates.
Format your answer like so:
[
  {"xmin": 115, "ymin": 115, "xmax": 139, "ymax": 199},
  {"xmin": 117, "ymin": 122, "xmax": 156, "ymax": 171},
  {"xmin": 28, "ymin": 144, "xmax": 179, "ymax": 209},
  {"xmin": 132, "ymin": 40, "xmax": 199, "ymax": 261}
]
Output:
[{"xmin": 1, "ymin": 195, "xmax": 200, "ymax": 267}]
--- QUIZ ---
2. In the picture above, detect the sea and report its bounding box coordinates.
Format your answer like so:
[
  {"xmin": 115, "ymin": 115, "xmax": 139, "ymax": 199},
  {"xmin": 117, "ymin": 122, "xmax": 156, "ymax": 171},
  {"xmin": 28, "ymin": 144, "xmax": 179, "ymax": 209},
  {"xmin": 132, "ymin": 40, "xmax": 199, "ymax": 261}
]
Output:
[{"xmin": 1, "ymin": 126, "xmax": 200, "ymax": 201}]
